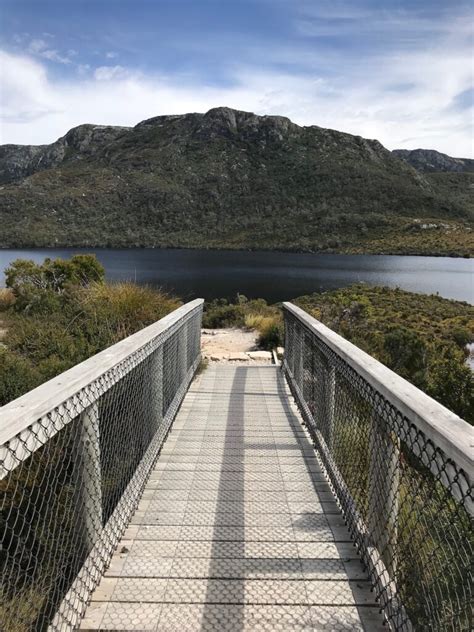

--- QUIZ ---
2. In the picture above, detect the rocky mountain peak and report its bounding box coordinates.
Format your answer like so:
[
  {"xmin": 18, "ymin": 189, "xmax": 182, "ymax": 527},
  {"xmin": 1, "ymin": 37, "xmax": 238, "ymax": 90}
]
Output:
[
  {"xmin": 196, "ymin": 106, "xmax": 299, "ymax": 143},
  {"xmin": 60, "ymin": 123, "xmax": 131, "ymax": 152},
  {"xmin": 393, "ymin": 148, "xmax": 474, "ymax": 173},
  {"xmin": 0, "ymin": 124, "xmax": 131, "ymax": 184}
]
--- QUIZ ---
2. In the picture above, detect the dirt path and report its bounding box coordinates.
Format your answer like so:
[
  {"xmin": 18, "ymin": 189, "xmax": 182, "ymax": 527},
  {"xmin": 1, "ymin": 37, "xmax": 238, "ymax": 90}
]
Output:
[{"xmin": 201, "ymin": 328, "xmax": 273, "ymax": 363}]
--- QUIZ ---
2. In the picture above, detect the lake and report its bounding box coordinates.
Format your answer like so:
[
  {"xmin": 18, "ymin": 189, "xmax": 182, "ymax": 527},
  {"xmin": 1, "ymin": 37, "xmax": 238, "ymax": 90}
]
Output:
[{"xmin": 0, "ymin": 248, "xmax": 472, "ymax": 304}]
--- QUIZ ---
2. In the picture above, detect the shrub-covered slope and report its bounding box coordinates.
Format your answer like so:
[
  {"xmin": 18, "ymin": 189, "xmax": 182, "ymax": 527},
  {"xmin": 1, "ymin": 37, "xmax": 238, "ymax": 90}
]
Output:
[{"xmin": 1, "ymin": 107, "xmax": 472, "ymax": 254}]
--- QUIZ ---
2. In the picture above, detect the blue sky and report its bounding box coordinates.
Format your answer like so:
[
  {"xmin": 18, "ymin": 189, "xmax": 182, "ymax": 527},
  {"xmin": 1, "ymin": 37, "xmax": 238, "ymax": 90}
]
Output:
[{"xmin": 1, "ymin": 0, "xmax": 473, "ymax": 155}]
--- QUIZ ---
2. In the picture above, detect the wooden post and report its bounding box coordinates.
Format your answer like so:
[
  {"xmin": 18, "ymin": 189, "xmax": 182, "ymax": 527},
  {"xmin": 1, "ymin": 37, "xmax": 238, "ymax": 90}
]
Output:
[
  {"xmin": 368, "ymin": 412, "xmax": 400, "ymax": 578},
  {"xmin": 181, "ymin": 320, "xmax": 189, "ymax": 380},
  {"xmin": 326, "ymin": 365, "xmax": 336, "ymax": 450},
  {"xmin": 80, "ymin": 402, "xmax": 102, "ymax": 549},
  {"xmin": 150, "ymin": 346, "xmax": 164, "ymax": 426},
  {"xmin": 296, "ymin": 327, "xmax": 304, "ymax": 391}
]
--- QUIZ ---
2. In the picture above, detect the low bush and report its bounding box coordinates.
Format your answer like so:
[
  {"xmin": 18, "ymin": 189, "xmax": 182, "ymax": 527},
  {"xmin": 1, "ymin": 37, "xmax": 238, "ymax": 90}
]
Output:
[
  {"xmin": 0, "ymin": 288, "xmax": 15, "ymax": 310},
  {"xmin": 0, "ymin": 348, "xmax": 41, "ymax": 404},
  {"xmin": 202, "ymin": 300, "xmax": 245, "ymax": 328},
  {"xmin": 257, "ymin": 321, "xmax": 283, "ymax": 350},
  {"xmin": 77, "ymin": 282, "xmax": 181, "ymax": 346}
]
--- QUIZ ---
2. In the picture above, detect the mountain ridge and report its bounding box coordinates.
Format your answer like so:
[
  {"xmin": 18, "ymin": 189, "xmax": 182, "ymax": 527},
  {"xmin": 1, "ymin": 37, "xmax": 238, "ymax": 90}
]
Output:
[
  {"xmin": 3, "ymin": 108, "xmax": 472, "ymax": 184},
  {"xmin": 392, "ymin": 148, "xmax": 474, "ymax": 173},
  {"xmin": 0, "ymin": 107, "xmax": 472, "ymax": 255}
]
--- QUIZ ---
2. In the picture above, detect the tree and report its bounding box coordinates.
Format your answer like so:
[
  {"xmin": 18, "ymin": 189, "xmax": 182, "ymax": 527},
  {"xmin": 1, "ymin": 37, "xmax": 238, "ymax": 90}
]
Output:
[{"xmin": 5, "ymin": 255, "xmax": 105, "ymax": 312}]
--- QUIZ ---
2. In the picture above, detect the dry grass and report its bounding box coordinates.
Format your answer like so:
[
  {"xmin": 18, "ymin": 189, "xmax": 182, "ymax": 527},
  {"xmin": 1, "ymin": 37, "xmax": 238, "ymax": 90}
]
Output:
[
  {"xmin": 244, "ymin": 313, "xmax": 283, "ymax": 350},
  {"xmin": 244, "ymin": 314, "xmax": 276, "ymax": 332},
  {"xmin": 0, "ymin": 288, "xmax": 15, "ymax": 311},
  {"xmin": 77, "ymin": 282, "xmax": 182, "ymax": 341}
]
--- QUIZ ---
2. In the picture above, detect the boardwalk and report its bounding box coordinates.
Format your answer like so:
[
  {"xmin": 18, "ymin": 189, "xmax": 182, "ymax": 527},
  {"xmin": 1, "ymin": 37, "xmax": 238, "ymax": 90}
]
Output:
[{"xmin": 80, "ymin": 365, "xmax": 384, "ymax": 631}]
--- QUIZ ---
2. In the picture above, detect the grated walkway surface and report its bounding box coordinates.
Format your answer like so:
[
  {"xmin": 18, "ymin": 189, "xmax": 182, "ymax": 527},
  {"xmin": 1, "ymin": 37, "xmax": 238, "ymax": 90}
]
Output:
[{"xmin": 81, "ymin": 365, "xmax": 384, "ymax": 631}]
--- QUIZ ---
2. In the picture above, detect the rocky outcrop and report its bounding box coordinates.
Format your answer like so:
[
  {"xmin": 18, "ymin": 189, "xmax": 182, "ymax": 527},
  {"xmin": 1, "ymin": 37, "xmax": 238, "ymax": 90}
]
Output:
[
  {"xmin": 0, "ymin": 124, "xmax": 130, "ymax": 184},
  {"xmin": 393, "ymin": 148, "xmax": 474, "ymax": 173}
]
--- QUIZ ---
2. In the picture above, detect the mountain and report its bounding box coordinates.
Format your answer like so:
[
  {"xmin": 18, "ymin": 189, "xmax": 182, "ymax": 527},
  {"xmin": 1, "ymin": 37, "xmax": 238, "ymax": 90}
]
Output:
[
  {"xmin": 0, "ymin": 107, "xmax": 472, "ymax": 255},
  {"xmin": 392, "ymin": 148, "xmax": 474, "ymax": 173},
  {"xmin": 0, "ymin": 124, "xmax": 129, "ymax": 184}
]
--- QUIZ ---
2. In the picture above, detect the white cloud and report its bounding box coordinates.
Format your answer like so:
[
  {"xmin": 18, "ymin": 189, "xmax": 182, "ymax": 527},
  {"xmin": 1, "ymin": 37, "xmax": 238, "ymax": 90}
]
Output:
[
  {"xmin": 105, "ymin": 51, "xmax": 118, "ymax": 59},
  {"xmin": 27, "ymin": 38, "xmax": 71, "ymax": 64},
  {"xmin": 0, "ymin": 34, "xmax": 472, "ymax": 157},
  {"xmin": 40, "ymin": 49, "xmax": 72, "ymax": 64},
  {"xmin": 94, "ymin": 65, "xmax": 129, "ymax": 81},
  {"xmin": 0, "ymin": 51, "xmax": 58, "ymax": 127}
]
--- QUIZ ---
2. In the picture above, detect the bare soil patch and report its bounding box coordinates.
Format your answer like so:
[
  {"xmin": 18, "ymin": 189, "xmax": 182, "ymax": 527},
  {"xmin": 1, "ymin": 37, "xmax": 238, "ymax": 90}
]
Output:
[{"xmin": 201, "ymin": 328, "xmax": 272, "ymax": 363}]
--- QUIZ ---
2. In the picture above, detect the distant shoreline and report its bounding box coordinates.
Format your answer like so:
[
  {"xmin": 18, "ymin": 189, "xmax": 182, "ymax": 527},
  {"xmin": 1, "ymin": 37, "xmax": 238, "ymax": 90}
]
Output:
[{"xmin": 0, "ymin": 244, "xmax": 470, "ymax": 258}]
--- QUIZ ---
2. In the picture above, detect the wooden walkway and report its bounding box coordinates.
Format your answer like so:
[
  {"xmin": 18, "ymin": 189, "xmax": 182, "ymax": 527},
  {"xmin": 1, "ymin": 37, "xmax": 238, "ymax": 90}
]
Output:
[{"xmin": 81, "ymin": 365, "xmax": 384, "ymax": 631}]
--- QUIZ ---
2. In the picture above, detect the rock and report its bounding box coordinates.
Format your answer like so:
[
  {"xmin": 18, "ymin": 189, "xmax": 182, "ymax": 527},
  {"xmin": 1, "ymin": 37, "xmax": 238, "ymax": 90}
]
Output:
[
  {"xmin": 276, "ymin": 347, "xmax": 285, "ymax": 358},
  {"xmin": 228, "ymin": 352, "xmax": 250, "ymax": 361},
  {"xmin": 247, "ymin": 351, "xmax": 272, "ymax": 360}
]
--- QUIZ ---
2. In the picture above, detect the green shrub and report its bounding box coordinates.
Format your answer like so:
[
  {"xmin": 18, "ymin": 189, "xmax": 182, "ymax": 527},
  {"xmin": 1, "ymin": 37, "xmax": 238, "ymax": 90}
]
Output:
[
  {"xmin": 7, "ymin": 315, "xmax": 89, "ymax": 364},
  {"xmin": 427, "ymin": 346, "xmax": 474, "ymax": 421},
  {"xmin": 203, "ymin": 300, "xmax": 245, "ymax": 328},
  {"xmin": 257, "ymin": 322, "xmax": 283, "ymax": 350},
  {"xmin": 244, "ymin": 313, "xmax": 283, "ymax": 350},
  {"xmin": 383, "ymin": 326, "xmax": 428, "ymax": 388},
  {"xmin": 451, "ymin": 327, "xmax": 472, "ymax": 348},
  {"xmin": 0, "ymin": 348, "xmax": 40, "ymax": 406},
  {"xmin": 203, "ymin": 296, "xmax": 283, "ymax": 340}
]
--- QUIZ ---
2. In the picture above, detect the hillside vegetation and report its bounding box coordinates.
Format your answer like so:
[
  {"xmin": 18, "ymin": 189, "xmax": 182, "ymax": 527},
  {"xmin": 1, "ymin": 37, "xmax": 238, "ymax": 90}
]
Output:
[{"xmin": 1, "ymin": 107, "xmax": 473, "ymax": 255}]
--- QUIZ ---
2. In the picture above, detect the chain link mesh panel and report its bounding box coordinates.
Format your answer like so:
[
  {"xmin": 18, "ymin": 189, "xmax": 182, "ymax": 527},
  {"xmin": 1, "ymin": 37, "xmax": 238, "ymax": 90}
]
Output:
[
  {"xmin": 283, "ymin": 307, "xmax": 473, "ymax": 632},
  {"xmin": 1, "ymin": 301, "xmax": 203, "ymax": 632}
]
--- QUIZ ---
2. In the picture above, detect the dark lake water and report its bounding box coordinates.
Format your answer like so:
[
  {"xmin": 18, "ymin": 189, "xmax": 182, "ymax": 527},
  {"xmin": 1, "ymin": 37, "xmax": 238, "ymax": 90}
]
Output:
[{"xmin": 0, "ymin": 248, "xmax": 472, "ymax": 304}]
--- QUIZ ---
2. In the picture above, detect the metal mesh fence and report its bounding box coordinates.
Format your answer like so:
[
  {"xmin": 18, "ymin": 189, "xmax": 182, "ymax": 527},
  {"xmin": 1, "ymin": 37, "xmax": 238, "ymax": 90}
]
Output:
[
  {"xmin": 0, "ymin": 300, "xmax": 203, "ymax": 632},
  {"xmin": 283, "ymin": 305, "xmax": 473, "ymax": 632}
]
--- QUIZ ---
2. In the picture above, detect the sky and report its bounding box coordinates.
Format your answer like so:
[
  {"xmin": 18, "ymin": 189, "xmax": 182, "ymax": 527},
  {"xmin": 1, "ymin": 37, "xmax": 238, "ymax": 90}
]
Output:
[{"xmin": 0, "ymin": 0, "xmax": 473, "ymax": 156}]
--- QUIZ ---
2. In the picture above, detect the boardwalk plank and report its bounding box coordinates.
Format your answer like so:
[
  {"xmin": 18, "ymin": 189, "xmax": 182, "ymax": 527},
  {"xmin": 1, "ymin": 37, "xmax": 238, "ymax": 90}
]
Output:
[{"xmin": 81, "ymin": 365, "xmax": 383, "ymax": 631}]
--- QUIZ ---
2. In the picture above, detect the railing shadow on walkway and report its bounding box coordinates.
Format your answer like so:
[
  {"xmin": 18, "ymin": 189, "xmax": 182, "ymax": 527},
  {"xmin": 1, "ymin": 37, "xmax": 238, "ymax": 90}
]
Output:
[{"xmin": 197, "ymin": 365, "xmax": 381, "ymax": 631}]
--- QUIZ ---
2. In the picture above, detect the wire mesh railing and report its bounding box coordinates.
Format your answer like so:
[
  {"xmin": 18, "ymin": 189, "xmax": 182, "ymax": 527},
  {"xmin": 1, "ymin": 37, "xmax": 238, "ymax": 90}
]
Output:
[
  {"xmin": 282, "ymin": 302, "xmax": 473, "ymax": 632},
  {"xmin": 0, "ymin": 299, "xmax": 203, "ymax": 632}
]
